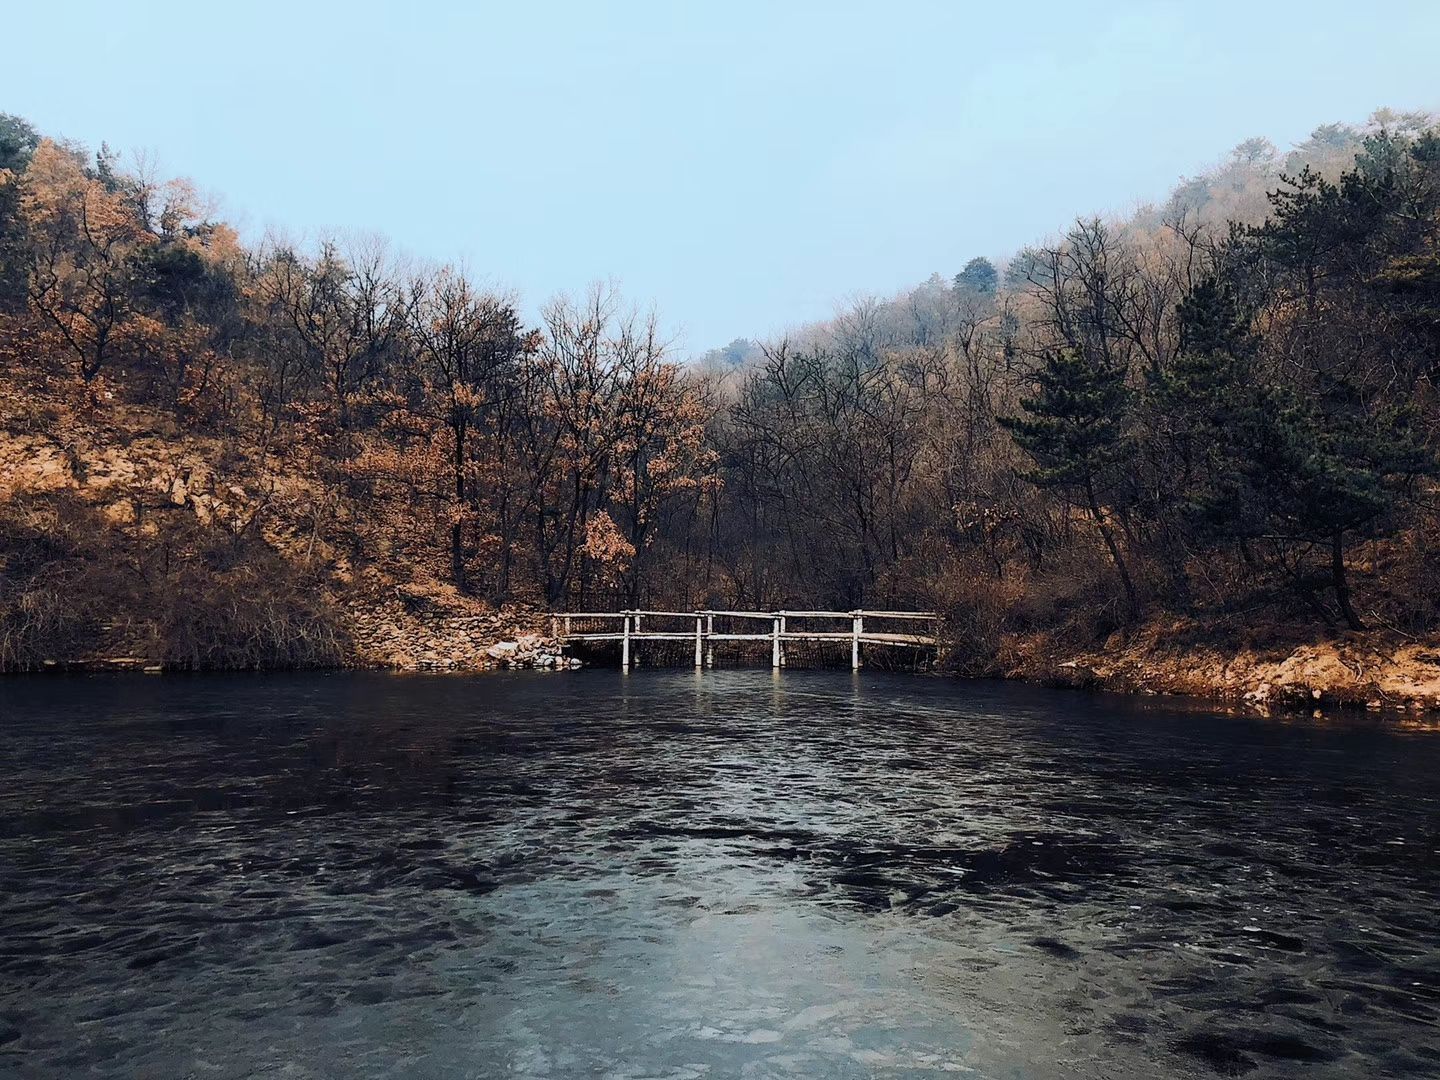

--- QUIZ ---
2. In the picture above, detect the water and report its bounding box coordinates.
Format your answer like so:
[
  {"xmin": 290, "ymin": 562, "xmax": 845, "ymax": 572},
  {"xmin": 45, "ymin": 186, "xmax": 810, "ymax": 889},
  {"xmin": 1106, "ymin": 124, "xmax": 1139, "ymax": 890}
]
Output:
[{"xmin": 1, "ymin": 671, "xmax": 1438, "ymax": 1079}]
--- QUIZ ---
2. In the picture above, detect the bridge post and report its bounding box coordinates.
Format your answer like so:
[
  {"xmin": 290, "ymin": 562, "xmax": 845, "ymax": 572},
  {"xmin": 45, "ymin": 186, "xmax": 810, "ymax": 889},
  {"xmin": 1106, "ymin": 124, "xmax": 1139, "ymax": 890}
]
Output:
[
  {"xmin": 779, "ymin": 614, "xmax": 787, "ymax": 667},
  {"xmin": 694, "ymin": 613, "xmax": 703, "ymax": 668},
  {"xmin": 771, "ymin": 614, "xmax": 781, "ymax": 669},
  {"xmin": 705, "ymin": 613, "xmax": 714, "ymax": 668},
  {"xmin": 622, "ymin": 613, "xmax": 632, "ymax": 671},
  {"xmin": 851, "ymin": 611, "xmax": 863, "ymax": 670}
]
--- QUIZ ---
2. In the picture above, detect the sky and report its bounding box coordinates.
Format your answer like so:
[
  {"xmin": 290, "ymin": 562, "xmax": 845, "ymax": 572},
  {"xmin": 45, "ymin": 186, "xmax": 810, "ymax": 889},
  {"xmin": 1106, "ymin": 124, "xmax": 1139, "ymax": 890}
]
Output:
[{"xmin": 5, "ymin": 1, "xmax": 1439, "ymax": 354}]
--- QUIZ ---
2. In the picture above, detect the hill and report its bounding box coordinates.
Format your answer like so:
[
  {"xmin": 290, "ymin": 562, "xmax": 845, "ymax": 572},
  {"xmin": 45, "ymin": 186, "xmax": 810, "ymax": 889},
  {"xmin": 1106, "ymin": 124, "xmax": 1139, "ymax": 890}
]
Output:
[{"xmin": 2, "ymin": 109, "xmax": 1438, "ymax": 709}]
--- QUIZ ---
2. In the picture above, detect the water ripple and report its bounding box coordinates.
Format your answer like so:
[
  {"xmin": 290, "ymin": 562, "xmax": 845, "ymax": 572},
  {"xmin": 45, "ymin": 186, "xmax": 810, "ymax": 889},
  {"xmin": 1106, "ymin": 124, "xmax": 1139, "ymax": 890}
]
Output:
[{"xmin": 1, "ymin": 670, "xmax": 1438, "ymax": 1077}]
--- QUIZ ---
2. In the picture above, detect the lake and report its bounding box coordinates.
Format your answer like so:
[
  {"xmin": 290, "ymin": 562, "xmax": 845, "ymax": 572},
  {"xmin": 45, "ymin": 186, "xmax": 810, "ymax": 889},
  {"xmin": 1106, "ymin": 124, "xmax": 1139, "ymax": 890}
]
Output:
[{"xmin": 1, "ymin": 670, "xmax": 1438, "ymax": 1078}]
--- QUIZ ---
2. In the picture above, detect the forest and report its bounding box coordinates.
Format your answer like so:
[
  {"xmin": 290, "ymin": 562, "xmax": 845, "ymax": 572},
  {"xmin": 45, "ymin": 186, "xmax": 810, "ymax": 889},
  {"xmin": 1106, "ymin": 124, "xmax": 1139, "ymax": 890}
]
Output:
[{"xmin": 0, "ymin": 109, "xmax": 1437, "ymax": 672}]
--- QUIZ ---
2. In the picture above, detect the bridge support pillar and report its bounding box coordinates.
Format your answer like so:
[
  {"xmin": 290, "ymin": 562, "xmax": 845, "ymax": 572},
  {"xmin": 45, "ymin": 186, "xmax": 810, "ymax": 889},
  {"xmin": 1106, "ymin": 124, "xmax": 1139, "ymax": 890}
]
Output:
[
  {"xmin": 622, "ymin": 613, "xmax": 631, "ymax": 671},
  {"xmin": 851, "ymin": 613, "xmax": 863, "ymax": 670},
  {"xmin": 771, "ymin": 615, "xmax": 781, "ymax": 669},
  {"xmin": 694, "ymin": 614, "xmax": 703, "ymax": 668}
]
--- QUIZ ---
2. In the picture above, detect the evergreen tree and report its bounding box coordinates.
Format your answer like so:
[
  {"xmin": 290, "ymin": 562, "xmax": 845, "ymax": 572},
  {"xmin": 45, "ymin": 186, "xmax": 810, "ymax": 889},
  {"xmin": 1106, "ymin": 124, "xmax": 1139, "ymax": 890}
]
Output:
[
  {"xmin": 0, "ymin": 114, "xmax": 38, "ymax": 312},
  {"xmin": 1156, "ymin": 271, "xmax": 1431, "ymax": 628},
  {"xmin": 1001, "ymin": 348, "xmax": 1140, "ymax": 614},
  {"xmin": 1139, "ymin": 277, "xmax": 1259, "ymax": 607},
  {"xmin": 1232, "ymin": 384, "xmax": 1428, "ymax": 629},
  {"xmin": 953, "ymin": 256, "xmax": 998, "ymax": 297},
  {"xmin": 1148, "ymin": 277, "xmax": 1259, "ymax": 536},
  {"xmin": 1209, "ymin": 133, "xmax": 1440, "ymax": 627}
]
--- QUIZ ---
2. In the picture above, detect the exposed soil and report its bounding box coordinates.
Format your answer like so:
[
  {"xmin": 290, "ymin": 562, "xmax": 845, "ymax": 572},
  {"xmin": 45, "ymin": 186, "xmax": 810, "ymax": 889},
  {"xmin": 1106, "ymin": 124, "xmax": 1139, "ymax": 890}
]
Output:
[{"xmin": 1005, "ymin": 621, "xmax": 1440, "ymax": 716}]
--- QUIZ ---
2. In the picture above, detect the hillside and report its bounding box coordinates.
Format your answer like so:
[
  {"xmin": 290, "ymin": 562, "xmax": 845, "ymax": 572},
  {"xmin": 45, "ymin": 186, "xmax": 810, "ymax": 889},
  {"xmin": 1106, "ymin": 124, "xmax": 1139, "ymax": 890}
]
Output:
[
  {"xmin": 0, "ymin": 362, "xmax": 551, "ymax": 671},
  {"xmin": 1, "ymin": 109, "xmax": 1438, "ymax": 710}
]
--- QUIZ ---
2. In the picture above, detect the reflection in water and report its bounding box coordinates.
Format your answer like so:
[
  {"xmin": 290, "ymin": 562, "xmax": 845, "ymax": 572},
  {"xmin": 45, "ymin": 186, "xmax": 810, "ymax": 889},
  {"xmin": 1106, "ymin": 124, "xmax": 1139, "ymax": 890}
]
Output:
[{"xmin": 1, "ymin": 670, "xmax": 1438, "ymax": 1078}]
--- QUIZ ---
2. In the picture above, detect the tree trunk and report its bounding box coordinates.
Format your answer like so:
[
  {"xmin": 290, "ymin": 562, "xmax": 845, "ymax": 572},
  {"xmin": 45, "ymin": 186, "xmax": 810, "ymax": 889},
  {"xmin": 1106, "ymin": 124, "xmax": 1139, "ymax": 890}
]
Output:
[
  {"xmin": 451, "ymin": 419, "xmax": 467, "ymax": 590},
  {"xmin": 1332, "ymin": 531, "xmax": 1363, "ymax": 631},
  {"xmin": 1161, "ymin": 522, "xmax": 1194, "ymax": 612},
  {"xmin": 1086, "ymin": 481, "xmax": 1139, "ymax": 618}
]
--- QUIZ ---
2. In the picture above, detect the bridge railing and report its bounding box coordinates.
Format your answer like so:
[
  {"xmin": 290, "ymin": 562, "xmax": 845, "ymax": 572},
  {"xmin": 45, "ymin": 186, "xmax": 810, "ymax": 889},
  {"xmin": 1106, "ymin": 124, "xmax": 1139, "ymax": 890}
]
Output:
[{"xmin": 550, "ymin": 608, "xmax": 940, "ymax": 670}]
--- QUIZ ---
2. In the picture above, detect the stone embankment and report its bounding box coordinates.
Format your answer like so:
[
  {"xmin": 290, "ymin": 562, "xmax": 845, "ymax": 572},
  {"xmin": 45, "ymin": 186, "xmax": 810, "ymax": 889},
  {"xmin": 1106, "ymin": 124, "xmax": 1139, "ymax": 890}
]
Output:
[{"xmin": 343, "ymin": 586, "xmax": 579, "ymax": 672}]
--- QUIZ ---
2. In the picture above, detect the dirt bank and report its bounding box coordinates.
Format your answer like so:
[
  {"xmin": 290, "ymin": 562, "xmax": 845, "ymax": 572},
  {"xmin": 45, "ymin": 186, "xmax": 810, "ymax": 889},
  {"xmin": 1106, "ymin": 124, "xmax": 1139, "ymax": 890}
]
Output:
[{"xmin": 1002, "ymin": 621, "xmax": 1440, "ymax": 715}]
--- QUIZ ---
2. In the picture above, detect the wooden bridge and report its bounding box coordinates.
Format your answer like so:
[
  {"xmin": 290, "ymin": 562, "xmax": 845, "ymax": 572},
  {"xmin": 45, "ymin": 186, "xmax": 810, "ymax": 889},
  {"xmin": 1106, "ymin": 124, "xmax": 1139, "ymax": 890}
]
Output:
[{"xmin": 549, "ymin": 609, "xmax": 941, "ymax": 670}]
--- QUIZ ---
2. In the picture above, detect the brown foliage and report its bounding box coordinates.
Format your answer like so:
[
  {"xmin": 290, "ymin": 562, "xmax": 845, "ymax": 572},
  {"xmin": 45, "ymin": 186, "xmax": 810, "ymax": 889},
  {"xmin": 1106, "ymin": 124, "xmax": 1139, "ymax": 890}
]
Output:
[{"xmin": 1, "ymin": 111, "xmax": 1437, "ymax": 677}]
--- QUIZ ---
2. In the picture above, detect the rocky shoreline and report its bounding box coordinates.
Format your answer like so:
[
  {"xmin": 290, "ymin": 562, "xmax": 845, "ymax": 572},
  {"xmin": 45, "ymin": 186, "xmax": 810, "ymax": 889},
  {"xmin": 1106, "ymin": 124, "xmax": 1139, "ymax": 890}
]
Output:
[
  {"xmin": 485, "ymin": 634, "xmax": 583, "ymax": 670},
  {"xmin": 340, "ymin": 586, "xmax": 575, "ymax": 672},
  {"xmin": 1007, "ymin": 624, "xmax": 1440, "ymax": 716},
  {"xmin": 15, "ymin": 592, "xmax": 1440, "ymax": 720}
]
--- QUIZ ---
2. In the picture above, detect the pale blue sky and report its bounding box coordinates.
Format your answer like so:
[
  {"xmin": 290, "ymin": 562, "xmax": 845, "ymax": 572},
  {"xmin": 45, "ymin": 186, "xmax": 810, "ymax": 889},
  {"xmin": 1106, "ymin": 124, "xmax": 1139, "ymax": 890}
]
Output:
[{"xmin": 5, "ymin": 1, "xmax": 1439, "ymax": 352}]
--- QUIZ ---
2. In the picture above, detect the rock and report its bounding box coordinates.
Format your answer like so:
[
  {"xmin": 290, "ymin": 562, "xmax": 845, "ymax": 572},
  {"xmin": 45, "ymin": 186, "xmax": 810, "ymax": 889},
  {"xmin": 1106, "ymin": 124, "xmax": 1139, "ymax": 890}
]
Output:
[
  {"xmin": 102, "ymin": 499, "xmax": 136, "ymax": 525},
  {"xmin": 1051, "ymin": 660, "xmax": 1099, "ymax": 688},
  {"xmin": 1244, "ymin": 683, "xmax": 1272, "ymax": 704}
]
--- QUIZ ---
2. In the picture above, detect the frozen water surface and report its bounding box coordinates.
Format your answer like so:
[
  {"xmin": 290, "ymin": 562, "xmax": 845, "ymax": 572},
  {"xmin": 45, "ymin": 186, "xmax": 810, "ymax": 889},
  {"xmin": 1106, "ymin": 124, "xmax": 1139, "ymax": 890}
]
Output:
[{"xmin": 1, "ymin": 670, "xmax": 1438, "ymax": 1078}]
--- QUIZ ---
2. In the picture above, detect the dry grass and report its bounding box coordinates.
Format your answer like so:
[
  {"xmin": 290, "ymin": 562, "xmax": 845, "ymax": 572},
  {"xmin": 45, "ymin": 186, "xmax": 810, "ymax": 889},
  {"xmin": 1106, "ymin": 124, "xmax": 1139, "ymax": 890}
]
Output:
[{"xmin": 0, "ymin": 491, "xmax": 345, "ymax": 672}]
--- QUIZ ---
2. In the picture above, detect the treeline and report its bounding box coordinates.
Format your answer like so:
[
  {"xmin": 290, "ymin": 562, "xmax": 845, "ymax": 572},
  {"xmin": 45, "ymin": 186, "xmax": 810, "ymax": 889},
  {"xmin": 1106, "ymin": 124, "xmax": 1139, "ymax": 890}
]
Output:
[
  {"xmin": 681, "ymin": 113, "xmax": 1440, "ymax": 662},
  {"xmin": 1, "ymin": 110, "xmax": 1437, "ymax": 669}
]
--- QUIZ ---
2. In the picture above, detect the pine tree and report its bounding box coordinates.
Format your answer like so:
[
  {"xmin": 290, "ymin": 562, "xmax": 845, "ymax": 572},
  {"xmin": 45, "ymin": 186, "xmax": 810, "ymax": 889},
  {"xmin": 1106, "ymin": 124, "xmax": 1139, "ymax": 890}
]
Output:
[
  {"xmin": 1148, "ymin": 277, "xmax": 1261, "ymax": 540},
  {"xmin": 1001, "ymin": 348, "xmax": 1139, "ymax": 614},
  {"xmin": 1155, "ymin": 271, "xmax": 1432, "ymax": 629},
  {"xmin": 0, "ymin": 114, "xmax": 38, "ymax": 312},
  {"xmin": 1233, "ymin": 384, "xmax": 1428, "ymax": 629},
  {"xmin": 953, "ymin": 256, "xmax": 998, "ymax": 297}
]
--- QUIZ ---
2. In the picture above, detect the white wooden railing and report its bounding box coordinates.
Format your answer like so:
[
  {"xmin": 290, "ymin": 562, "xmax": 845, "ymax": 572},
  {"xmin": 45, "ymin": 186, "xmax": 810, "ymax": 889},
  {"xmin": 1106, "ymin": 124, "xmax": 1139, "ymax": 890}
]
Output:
[{"xmin": 550, "ymin": 609, "xmax": 940, "ymax": 670}]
